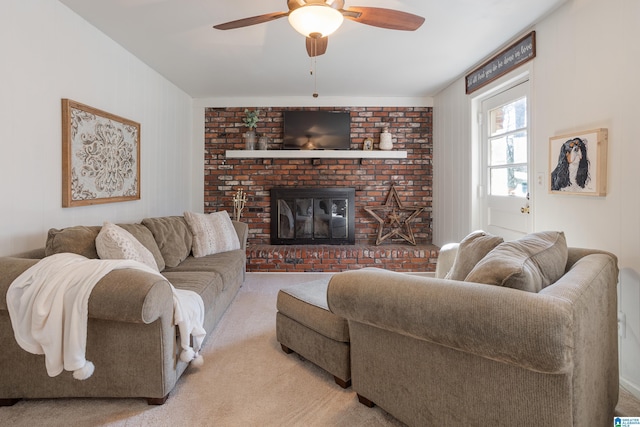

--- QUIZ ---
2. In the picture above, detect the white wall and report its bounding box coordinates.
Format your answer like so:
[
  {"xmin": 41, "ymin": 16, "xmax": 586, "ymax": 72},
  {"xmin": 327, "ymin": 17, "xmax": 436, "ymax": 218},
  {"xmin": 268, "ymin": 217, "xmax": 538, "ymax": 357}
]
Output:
[
  {"xmin": 432, "ymin": 78, "xmax": 472, "ymax": 245},
  {"xmin": 0, "ymin": 0, "xmax": 195, "ymax": 256},
  {"xmin": 434, "ymin": 0, "xmax": 640, "ymax": 397}
]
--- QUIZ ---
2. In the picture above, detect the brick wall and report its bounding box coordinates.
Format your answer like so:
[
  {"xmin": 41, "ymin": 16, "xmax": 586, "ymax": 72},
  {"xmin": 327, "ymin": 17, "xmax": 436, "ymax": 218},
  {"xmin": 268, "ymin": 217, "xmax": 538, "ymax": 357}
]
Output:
[{"xmin": 203, "ymin": 106, "xmax": 435, "ymax": 271}]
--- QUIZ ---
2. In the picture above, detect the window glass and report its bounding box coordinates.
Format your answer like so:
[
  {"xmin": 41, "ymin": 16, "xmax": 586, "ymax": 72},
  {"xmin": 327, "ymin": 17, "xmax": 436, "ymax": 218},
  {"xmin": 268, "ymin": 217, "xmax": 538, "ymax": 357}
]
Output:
[{"xmin": 488, "ymin": 97, "xmax": 527, "ymax": 197}]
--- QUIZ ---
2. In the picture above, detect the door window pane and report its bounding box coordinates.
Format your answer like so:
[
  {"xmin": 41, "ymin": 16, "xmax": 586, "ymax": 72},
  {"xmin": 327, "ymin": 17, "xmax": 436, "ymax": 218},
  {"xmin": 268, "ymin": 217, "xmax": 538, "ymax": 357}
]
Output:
[
  {"xmin": 489, "ymin": 132, "xmax": 527, "ymax": 166},
  {"xmin": 488, "ymin": 96, "xmax": 527, "ymax": 197},
  {"xmin": 490, "ymin": 166, "xmax": 528, "ymax": 197},
  {"xmin": 489, "ymin": 96, "xmax": 527, "ymax": 136}
]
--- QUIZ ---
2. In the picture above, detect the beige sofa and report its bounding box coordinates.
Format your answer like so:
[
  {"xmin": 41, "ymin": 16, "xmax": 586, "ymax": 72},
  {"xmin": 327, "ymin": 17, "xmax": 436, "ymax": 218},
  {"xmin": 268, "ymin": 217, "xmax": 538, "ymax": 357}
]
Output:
[
  {"xmin": 0, "ymin": 215, "xmax": 247, "ymax": 405},
  {"xmin": 327, "ymin": 233, "xmax": 619, "ymax": 426}
]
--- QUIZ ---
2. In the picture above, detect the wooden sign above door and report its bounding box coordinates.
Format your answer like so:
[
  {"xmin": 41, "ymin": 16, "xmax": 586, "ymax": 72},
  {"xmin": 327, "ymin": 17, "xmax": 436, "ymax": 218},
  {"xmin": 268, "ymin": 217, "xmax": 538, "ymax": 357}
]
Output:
[{"xmin": 465, "ymin": 31, "xmax": 536, "ymax": 94}]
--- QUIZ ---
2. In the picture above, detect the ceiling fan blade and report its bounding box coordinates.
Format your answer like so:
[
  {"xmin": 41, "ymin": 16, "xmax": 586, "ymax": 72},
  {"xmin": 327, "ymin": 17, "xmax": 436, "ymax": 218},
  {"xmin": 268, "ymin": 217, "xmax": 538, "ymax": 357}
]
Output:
[
  {"xmin": 306, "ymin": 36, "xmax": 328, "ymax": 57},
  {"xmin": 213, "ymin": 12, "xmax": 289, "ymax": 30},
  {"xmin": 343, "ymin": 7, "xmax": 424, "ymax": 31}
]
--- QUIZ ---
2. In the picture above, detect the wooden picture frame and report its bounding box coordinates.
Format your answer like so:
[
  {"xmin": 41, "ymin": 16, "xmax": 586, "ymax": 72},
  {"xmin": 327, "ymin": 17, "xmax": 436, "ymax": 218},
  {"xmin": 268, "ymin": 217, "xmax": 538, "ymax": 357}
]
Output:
[
  {"xmin": 363, "ymin": 138, "xmax": 373, "ymax": 151},
  {"xmin": 549, "ymin": 128, "xmax": 607, "ymax": 196},
  {"xmin": 62, "ymin": 99, "xmax": 140, "ymax": 207}
]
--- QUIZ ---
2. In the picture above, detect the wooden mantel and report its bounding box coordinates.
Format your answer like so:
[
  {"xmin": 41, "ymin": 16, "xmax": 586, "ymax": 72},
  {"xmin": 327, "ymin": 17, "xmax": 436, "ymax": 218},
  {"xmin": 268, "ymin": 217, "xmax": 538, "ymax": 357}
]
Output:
[{"xmin": 225, "ymin": 150, "xmax": 407, "ymax": 159}]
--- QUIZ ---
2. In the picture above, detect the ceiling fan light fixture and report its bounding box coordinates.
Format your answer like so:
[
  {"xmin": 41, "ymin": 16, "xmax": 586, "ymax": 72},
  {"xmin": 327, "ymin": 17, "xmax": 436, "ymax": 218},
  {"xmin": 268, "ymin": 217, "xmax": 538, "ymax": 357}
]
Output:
[{"xmin": 288, "ymin": 4, "xmax": 344, "ymax": 38}]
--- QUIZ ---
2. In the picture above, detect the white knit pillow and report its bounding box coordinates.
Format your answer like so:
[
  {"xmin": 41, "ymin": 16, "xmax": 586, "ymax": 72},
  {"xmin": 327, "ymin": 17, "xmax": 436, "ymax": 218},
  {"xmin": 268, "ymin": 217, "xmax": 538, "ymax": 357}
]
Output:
[
  {"xmin": 96, "ymin": 222, "xmax": 159, "ymax": 271},
  {"xmin": 184, "ymin": 211, "xmax": 241, "ymax": 258}
]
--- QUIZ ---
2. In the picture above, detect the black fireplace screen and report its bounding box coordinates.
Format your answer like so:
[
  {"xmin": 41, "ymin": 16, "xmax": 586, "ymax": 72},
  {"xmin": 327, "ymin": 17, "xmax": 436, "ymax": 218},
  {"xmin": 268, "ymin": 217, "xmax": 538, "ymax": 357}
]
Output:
[{"xmin": 270, "ymin": 187, "xmax": 355, "ymax": 245}]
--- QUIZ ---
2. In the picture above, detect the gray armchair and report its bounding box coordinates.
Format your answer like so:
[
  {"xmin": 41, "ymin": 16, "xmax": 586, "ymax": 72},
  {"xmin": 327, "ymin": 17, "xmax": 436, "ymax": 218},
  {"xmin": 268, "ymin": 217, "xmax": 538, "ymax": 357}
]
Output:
[{"xmin": 327, "ymin": 245, "xmax": 619, "ymax": 426}]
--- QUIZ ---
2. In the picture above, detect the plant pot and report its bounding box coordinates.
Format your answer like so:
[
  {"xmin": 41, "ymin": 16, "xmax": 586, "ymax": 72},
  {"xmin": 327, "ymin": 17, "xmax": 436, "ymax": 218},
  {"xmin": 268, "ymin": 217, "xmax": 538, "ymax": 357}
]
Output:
[{"xmin": 244, "ymin": 131, "xmax": 256, "ymax": 150}]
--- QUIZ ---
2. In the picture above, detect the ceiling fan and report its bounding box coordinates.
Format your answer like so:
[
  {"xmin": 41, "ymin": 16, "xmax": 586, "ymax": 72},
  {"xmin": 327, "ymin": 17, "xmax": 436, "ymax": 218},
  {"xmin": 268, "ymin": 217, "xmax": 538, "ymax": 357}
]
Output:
[{"xmin": 213, "ymin": 0, "xmax": 425, "ymax": 57}]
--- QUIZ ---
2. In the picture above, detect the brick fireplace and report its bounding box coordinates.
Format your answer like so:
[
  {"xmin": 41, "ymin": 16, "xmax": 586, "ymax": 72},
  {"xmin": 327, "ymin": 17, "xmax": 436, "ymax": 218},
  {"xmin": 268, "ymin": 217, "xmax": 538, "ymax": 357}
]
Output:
[{"xmin": 204, "ymin": 106, "xmax": 438, "ymax": 272}]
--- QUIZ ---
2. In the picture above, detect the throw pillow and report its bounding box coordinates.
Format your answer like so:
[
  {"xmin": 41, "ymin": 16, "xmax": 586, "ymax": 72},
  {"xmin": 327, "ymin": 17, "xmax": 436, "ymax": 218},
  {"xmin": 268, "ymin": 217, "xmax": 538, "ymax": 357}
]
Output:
[
  {"xmin": 445, "ymin": 230, "xmax": 504, "ymax": 280},
  {"xmin": 117, "ymin": 223, "xmax": 166, "ymax": 272},
  {"xmin": 183, "ymin": 211, "xmax": 241, "ymax": 258},
  {"xmin": 95, "ymin": 222, "xmax": 159, "ymax": 271},
  {"xmin": 464, "ymin": 231, "xmax": 568, "ymax": 292},
  {"xmin": 45, "ymin": 225, "xmax": 102, "ymax": 259},
  {"xmin": 141, "ymin": 216, "xmax": 193, "ymax": 268}
]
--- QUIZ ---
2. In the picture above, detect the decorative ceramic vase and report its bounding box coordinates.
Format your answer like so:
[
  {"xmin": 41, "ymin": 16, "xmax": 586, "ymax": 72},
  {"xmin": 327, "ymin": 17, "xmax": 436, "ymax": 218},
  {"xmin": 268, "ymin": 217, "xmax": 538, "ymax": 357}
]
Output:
[
  {"xmin": 244, "ymin": 131, "xmax": 256, "ymax": 150},
  {"xmin": 379, "ymin": 127, "xmax": 393, "ymax": 151}
]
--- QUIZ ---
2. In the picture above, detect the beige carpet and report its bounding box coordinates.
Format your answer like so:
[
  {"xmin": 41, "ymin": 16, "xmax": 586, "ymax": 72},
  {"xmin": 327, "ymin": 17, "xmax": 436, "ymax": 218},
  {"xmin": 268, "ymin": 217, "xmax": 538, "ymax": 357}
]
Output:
[{"xmin": 0, "ymin": 272, "xmax": 638, "ymax": 427}]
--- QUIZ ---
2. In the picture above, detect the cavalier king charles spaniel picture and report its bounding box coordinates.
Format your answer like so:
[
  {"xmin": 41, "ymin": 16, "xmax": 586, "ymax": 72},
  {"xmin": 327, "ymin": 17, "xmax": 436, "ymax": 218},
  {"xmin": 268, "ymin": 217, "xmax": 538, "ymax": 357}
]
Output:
[{"xmin": 550, "ymin": 137, "xmax": 591, "ymax": 191}]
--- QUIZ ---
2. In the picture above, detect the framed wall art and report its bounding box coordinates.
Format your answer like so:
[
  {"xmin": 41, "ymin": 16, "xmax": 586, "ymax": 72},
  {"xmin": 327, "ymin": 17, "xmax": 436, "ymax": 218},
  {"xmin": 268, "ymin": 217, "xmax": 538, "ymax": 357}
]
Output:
[
  {"xmin": 548, "ymin": 128, "xmax": 607, "ymax": 196},
  {"xmin": 61, "ymin": 99, "xmax": 140, "ymax": 207}
]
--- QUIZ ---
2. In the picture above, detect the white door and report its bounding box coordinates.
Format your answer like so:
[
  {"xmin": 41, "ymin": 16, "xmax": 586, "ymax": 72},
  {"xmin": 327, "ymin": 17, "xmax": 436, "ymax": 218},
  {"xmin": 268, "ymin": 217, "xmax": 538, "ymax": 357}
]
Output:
[{"xmin": 480, "ymin": 81, "xmax": 532, "ymax": 241}]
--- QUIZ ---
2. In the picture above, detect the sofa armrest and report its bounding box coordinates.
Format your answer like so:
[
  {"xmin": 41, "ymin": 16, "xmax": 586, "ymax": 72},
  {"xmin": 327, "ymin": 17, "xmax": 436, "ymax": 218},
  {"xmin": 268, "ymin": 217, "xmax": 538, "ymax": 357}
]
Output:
[
  {"xmin": 10, "ymin": 248, "xmax": 46, "ymax": 259},
  {"xmin": 327, "ymin": 268, "xmax": 573, "ymax": 374},
  {"xmin": 0, "ymin": 257, "xmax": 41, "ymax": 310},
  {"xmin": 232, "ymin": 220, "xmax": 249, "ymax": 250},
  {"xmin": 434, "ymin": 243, "xmax": 458, "ymax": 278},
  {"xmin": 0, "ymin": 257, "xmax": 174, "ymax": 324},
  {"xmin": 88, "ymin": 269, "xmax": 174, "ymax": 324}
]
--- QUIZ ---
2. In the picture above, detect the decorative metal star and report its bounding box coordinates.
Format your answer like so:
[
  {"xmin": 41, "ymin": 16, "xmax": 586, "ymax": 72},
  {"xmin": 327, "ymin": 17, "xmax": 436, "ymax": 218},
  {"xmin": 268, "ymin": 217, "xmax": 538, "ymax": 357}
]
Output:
[{"xmin": 364, "ymin": 184, "xmax": 425, "ymax": 245}]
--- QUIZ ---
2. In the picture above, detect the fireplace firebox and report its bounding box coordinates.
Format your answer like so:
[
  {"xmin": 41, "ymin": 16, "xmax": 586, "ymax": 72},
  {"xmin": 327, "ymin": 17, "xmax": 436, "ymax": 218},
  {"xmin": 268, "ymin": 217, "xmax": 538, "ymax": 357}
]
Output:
[{"xmin": 270, "ymin": 187, "xmax": 355, "ymax": 245}]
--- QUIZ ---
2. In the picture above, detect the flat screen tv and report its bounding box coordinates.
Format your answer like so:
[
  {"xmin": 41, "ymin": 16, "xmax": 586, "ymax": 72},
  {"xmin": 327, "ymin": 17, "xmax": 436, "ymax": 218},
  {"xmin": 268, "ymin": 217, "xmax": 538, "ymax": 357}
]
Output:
[{"xmin": 283, "ymin": 111, "xmax": 351, "ymax": 150}]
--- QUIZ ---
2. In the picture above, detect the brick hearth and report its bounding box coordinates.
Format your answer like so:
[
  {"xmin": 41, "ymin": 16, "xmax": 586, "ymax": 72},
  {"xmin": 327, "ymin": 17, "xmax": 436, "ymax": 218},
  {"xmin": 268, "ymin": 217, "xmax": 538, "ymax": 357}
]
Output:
[{"xmin": 247, "ymin": 244, "xmax": 439, "ymax": 273}]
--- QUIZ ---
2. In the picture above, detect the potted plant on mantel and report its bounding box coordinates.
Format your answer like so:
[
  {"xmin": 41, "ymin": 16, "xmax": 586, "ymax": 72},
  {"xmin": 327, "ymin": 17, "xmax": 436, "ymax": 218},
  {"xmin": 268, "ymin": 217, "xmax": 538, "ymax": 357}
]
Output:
[{"xmin": 242, "ymin": 109, "xmax": 259, "ymax": 150}]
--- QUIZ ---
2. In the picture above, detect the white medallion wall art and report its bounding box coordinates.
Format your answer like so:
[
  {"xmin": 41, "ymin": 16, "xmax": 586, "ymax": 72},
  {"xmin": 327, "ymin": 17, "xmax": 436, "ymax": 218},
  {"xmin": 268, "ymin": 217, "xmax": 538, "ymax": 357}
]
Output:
[{"xmin": 62, "ymin": 99, "xmax": 140, "ymax": 207}]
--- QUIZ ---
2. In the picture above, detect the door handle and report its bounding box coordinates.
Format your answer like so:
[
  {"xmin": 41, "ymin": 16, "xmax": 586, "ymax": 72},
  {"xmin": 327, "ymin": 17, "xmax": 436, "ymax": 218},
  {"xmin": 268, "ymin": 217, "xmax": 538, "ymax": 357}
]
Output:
[{"xmin": 520, "ymin": 192, "xmax": 530, "ymax": 214}]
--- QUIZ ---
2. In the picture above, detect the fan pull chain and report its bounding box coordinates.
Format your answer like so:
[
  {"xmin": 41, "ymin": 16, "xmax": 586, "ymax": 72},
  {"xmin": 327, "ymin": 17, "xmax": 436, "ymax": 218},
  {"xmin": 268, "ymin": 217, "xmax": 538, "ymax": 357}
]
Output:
[
  {"xmin": 313, "ymin": 54, "xmax": 318, "ymax": 98},
  {"xmin": 309, "ymin": 36, "xmax": 318, "ymax": 98}
]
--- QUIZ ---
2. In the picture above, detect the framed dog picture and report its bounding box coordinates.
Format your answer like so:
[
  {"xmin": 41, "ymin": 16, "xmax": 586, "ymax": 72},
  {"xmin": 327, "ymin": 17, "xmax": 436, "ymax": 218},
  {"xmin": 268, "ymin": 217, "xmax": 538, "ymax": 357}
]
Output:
[{"xmin": 548, "ymin": 128, "xmax": 608, "ymax": 196}]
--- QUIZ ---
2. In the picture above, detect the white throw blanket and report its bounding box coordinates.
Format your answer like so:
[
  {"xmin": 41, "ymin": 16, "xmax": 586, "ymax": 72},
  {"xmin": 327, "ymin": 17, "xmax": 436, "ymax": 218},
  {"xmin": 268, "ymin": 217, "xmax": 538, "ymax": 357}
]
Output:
[{"xmin": 6, "ymin": 253, "xmax": 206, "ymax": 380}]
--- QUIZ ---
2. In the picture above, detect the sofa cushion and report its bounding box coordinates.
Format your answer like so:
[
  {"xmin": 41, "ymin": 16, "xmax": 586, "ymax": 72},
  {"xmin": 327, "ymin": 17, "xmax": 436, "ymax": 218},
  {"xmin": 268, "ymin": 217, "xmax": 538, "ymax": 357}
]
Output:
[
  {"xmin": 163, "ymin": 250, "xmax": 246, "ymax": 288},
  {"xmin": 184, "ymin": 211, "xmax": 241, "ymax": 258},
  {"xmin": 141, "ymin": 216, "xmax": 193, "ymax": 268},
  {"xmin": 445, "ymin": 230, "xmax": 503, "ymax": 280},
  {"xmin": 162, "ymin": 271, "xmax": 224, "ymax": 309},
  {"xmin": 464, "ymin": 231, "xmax": 568, "ymax": 292},
  {"xmin": 96, "ymin": 222, "xmax": 159, "ymax": 271},
  {"xmin": 45, "ymin": 225, "xmax": 101, "ymax": 258},
  {"xmin": 117, "ymin": 223, "xmax": 165, "ymax": 271}
]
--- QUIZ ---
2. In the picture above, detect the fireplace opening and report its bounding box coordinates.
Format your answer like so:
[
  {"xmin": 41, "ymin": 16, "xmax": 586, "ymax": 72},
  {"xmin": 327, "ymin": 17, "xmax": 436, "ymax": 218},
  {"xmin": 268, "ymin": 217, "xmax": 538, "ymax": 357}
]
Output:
[{"xmin": 270, "ymin": 187, "xmax": 355, "ymax": 245}]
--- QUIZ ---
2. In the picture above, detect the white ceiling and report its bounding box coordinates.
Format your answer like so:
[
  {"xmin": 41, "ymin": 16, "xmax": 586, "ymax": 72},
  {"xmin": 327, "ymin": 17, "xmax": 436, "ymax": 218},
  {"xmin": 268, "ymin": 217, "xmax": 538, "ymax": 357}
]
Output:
[{"xmin": 58, "ymin": 0, "xmax": 566, "ymax": 99}]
